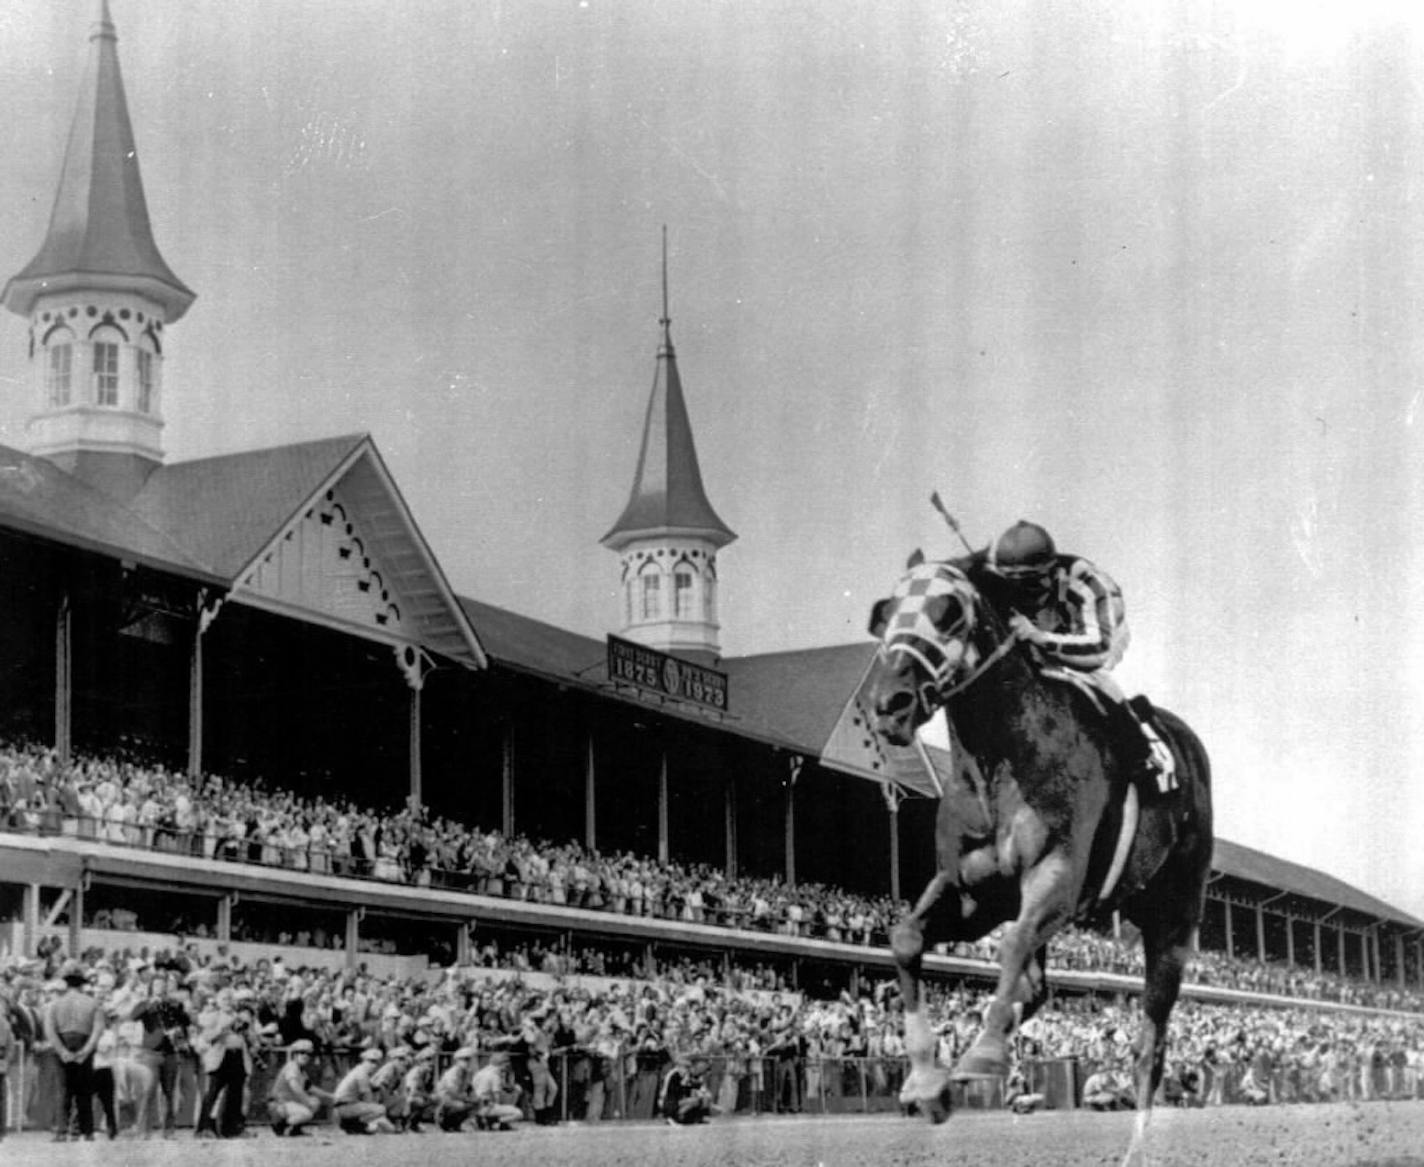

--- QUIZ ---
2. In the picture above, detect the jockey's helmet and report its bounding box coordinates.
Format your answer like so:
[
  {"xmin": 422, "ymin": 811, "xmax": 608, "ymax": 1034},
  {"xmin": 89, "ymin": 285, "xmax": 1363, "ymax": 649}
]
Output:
[{"xmin": 988, "ymin": 521, "xmax": 1057, "ymax": 582}]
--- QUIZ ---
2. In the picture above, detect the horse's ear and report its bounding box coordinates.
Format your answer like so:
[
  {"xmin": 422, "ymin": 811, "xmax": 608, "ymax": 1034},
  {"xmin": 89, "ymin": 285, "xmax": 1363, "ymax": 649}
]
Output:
[
  {"xmin": 867, "ymin": 598, "xmax": 893, "ymax": 638},
  {"xmin": 906, "ymin": 548, "xmax": 925, "ymax": 569}
]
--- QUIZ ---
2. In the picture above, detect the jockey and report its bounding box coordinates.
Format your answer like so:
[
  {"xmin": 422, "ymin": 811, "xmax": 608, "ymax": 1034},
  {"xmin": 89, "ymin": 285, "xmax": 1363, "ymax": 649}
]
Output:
[{"xmin": 985, "ymin": 520, "xmax": 1172, "ymax": 790}]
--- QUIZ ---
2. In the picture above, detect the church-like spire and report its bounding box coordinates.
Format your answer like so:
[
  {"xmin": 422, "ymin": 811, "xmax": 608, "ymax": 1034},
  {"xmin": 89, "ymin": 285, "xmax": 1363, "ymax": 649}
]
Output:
[
  {"xmin": 3, "ymin": 1, "xmax": 193, "ymax": 320},
  {"xmin": 601, "ymin": 229, "xmax": 735, "ymax": 552},
  {"xmin": 3, "ymin": 1, "xmax": 194, "ymax": 500},
  {"xmin": 603, "ymin": 231, "xmax": 734, "ymax": 662}
]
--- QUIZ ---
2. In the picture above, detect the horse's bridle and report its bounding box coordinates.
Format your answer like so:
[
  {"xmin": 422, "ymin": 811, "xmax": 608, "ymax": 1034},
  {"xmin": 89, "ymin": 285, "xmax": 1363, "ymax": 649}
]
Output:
[{"xmin": 879, "ymin": 572, "xmax": 1024, "ymax": 722}]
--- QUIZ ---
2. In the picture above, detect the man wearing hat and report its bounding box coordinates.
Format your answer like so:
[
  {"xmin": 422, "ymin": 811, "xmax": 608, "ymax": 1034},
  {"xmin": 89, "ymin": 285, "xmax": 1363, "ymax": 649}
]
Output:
[
  {"xmin": 42, "ymin": 959, "xmax": 103, "ymax": 1141},
  {"xmin": 267, "ymin": 1040, "xmax": 331, "ymax": 1137},
  {"xmin": 333, "ymin": 1047, "xmax": 396, "ymax": 1134},
  {"xmin": 471, "ymin": 1051, "xmax": 524, "ymax": 1131},
  {"xmin": 435, "ymin": 1047, "xmax": 477, "ymax": 1131},
  {"xmin": 370, "ymin": 1045, "xmax": 413, "ymax": 1130},
  {"xmin": 402, "ymin": 1047, "xmax": 439, "ymax": 1132}
]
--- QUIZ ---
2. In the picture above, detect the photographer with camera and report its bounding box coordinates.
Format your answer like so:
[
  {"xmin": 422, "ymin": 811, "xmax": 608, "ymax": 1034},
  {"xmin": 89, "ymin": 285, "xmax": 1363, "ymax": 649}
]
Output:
[
  {"xmin": 193, "ymin": 989, "xmax": 257, "ymax": 1139},
  {"xmin": 129, "ymin": 971, "xmax": 192, "ymax": 1137}
]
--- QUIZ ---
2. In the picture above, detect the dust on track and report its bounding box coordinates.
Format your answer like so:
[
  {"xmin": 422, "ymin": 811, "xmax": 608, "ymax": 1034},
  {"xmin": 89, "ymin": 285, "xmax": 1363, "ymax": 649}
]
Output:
[{"xmin": 3, "ymin": 1103, "xmax": 1423, "ymax": 1167}]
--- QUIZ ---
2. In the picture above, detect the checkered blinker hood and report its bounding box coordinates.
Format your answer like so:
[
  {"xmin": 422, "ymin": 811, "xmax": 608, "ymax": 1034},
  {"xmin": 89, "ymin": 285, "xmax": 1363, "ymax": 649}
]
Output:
[{"xmin": 877, "ymin": 563, "xmax": 979, "ymax": 690}]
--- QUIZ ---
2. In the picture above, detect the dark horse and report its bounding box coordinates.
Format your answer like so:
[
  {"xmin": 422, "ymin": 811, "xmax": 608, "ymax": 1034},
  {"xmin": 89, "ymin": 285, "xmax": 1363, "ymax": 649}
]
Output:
[{"xmin": 865, "ymin": 554, "xmax": 1213, "ymax": 1163}]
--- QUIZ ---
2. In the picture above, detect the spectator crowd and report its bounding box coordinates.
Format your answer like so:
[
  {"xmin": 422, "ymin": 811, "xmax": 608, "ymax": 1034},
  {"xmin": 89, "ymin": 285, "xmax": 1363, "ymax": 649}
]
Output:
[
  {"xmin": 2, "ymin": 942, "xmax": 1423, "ymax": 1141},
  {"xmin": 3, "ymin": 736, "xmax": 1424, "ymax": 1138}
]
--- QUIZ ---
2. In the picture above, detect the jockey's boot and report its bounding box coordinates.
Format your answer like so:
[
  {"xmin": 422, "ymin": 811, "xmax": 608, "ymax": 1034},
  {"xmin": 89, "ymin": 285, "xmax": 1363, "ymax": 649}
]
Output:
[{"xmin": 1107, "ymin": 699, "xmax": 1158, "ymax": 790}]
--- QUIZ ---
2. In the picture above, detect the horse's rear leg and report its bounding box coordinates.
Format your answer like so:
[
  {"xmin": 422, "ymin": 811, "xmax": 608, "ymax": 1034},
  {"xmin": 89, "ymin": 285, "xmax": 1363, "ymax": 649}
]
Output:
[
  {"xmin": 1121, "ymin": 913, "xmax": 1194, "ymax": 1167},
  {"xmin": 892, "ymin": 871, "xmax": 961, "ymax": 1122},
  {"xmin": 955, "ymin": 850, "xmax": 1073, "ymax": 1079}
]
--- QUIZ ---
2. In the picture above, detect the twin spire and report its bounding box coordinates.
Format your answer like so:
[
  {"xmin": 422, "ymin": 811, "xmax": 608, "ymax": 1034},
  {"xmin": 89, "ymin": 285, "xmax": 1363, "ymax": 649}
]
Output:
[
  {"xmin": 2, "ymin": 0, "xmax": 193, "ymax": 320},
  {"xmin": 601, "ymin": 228, "xmax": 734, "ymax": 552},
  {"xmin": 602, "ymin": 230, "xmax": 734, "ymax": 661}
]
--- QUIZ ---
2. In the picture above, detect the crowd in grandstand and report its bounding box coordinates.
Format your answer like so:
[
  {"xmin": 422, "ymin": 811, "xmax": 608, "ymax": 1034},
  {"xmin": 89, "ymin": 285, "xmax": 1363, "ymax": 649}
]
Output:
[
  {"xmin": 6, "ymin": 740, "xmax": 1423, "ymax": 1014},
  {"xmin": 0, "ymin": 742, "xmax": 898, "ymax": 947}
]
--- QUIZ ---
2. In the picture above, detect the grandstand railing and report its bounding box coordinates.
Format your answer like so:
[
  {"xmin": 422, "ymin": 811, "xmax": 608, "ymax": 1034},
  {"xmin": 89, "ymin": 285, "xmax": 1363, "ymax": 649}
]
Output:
[
  {"xmin": 6, "ymin": 1043, "xmax": 1419, "ymax": 1133},
  {"xmin": 3, "ymin": 815, "xmax": 1422, "ymax": 1017}
]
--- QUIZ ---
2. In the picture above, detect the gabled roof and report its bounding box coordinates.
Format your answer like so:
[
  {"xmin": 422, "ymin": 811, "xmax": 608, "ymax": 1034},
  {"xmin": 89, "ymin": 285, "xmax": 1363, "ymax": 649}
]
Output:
[
  {"xmin": 2, "ymin": 1, "xmax": 193, "ymax": 321},
  {"xmin": 723, "ymin": 642, "xmax": 879, "ymax": 754},
  {"xmin": 601, "ymin": 320, "xmax": 735, "ymax": 551},
  {"xmin": 130, "ymin": 434, "xmax": 367, "ymax": 579},
  {"xmin": 0, "ymin": 442, "xmax": 214, "ymax": 580}
]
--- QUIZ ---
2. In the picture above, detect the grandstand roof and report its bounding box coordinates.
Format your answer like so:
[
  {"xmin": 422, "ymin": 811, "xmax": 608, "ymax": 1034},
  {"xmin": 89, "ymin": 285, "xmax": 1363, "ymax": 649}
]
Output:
[
  {"xmin": 0, "ymin": 441, "xmax": 215, "ymax": 579},
  {"xmin": 1212, "ymin": 837, "xmax": 1424, "ymax": 928}
]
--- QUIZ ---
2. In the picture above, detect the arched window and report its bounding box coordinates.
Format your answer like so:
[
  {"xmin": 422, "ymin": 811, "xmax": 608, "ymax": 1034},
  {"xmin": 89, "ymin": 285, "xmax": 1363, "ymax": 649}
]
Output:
[
  {"xmin": 92, "ymin": 329, "xmax": 122, "ymax": 406},
  {"xmin": 135, "ymin": 345, "xmax": 157, "ymax": 413},
  {"xmin": 45, "ymin": 331, "xmax": 75, "ymax": 407},
  {"xmin": 673, "ymin": 558, "xmax": 697, "ymax": 619},
  {"xmin": 638, "ymin": 562, "xmax": 662, "ymax": 621}
]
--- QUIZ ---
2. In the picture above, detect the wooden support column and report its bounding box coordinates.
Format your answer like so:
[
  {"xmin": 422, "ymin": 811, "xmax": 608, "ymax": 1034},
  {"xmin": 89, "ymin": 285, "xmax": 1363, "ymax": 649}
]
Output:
[
  {"xmin": 1255, "ymin": 903, "xmax": 1266, "ymax": 962},
  {"xmin": 584, "ymin": 732, "xmax": 597, "ymax": 852},
  {"xmin": 346, "ymin": 908, "xmax": 364, "ymax": 970},
  {"xmin": 23, "ymin": 883, "xmax": 41, "ymax": 958},
  {"xmin": 501, "ymin": 721, "xmax": 515, "ymax": 836},
  {"xmin": 1361, "ymin": 929, "xmax": 1372, "ymax": 983},
  {"xmin": 882, "ymin": 783, "xmax": 900, "ymax": 904},
  {"xmin": 1397, "ymin": 934, "xmax": 1407, "ymax": 988},
  {"xmin": 396, "ymin": 646, "xmax": 426, "ymax": 807},
  {"xmin": 456, "ymin": 921, "xmax": 472, "ymax": 966},
  {"xmin": 1337, "ymin": 922, "xmax": 1347, "ymax": 977},
  {"xmin": 724, "ymin": 775, "xmax": 738, "ymax": 879},
  {"xmin": 784, "ymin": 757, "xmax": 803, "ymax": 888},
  {"xmin": 55, "ymin": 595, "xmax": 72, "ymax": 762},
  {"xmin": 216, "ymin": 894, "xmax": 235, "ymax": 943},
  {"xmin": 188, "ymin": 594, "xmax": 222, "ymax": 778},
  {"xmin": 1223, "ymin": 900, "xmax": 1234, "ymax": 960},
  {"xmin": 1314, "ymin": 920, "xmax": 1323, "ymax": 974},
  {"xmin": 68, "ymin": 878, "xmax": 84, "ymax": 958},
  {"xmin": 657, "ymin": 751, "xmax": 670, "ymax": 865}
]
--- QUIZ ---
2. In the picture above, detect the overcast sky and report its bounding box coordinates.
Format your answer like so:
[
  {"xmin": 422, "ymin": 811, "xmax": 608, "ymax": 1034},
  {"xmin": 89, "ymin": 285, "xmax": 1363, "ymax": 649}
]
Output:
[{"xmin": 2, "ymin": 0, "xmax": 1422, "ymax": 924}]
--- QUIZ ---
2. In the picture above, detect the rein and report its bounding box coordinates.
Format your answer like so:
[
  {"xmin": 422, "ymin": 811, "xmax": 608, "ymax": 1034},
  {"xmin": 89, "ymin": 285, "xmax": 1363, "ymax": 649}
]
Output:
[{"xmin": 938, "ymin": 629, "xmax": 1021, "ymax": 700}]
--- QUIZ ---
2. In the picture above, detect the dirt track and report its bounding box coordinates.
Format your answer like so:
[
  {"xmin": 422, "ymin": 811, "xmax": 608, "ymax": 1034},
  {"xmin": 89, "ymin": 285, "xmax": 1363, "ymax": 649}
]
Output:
[{"xmin": 2, "ymin": 1104, "xmax": 1423, "ymax": 1166}]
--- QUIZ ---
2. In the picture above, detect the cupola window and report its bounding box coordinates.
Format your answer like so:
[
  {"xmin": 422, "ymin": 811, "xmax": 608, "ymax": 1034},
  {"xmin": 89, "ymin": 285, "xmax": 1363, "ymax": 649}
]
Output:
[
  {"xmin": 93, "ymin": 340, "xmax": 120, "ymax": 406},
  {"xmin": 136, "ymin": 348, "xmax": 155, "ymax": 413},
  {"xmin": 674, "ymin": 565, "xmax": 695, "ymax": 618},
  {"xmin": 639, "ymin": 567, "xmax": 662, "ymax": 620},
  {"xmin": 46, "ymin": 341, "xmax": 73, "ymax": 406}
]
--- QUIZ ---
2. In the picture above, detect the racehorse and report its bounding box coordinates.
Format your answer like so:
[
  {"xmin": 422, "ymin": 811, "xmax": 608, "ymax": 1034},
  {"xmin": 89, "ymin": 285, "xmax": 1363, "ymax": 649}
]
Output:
[{"xmin": 865, "ymin": 553, "xmax": 1213, "ymax": 1164}]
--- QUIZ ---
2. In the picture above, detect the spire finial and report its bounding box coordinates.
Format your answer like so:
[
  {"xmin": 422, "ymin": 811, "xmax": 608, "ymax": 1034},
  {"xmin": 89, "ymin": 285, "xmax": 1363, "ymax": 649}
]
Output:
[
  {"xmin": 660, "ymin": 225, "xmax": 671, "ymax": 334},
  {"xmin": 93, "ymin": 0, "xmax": 116, "ymax": 41}
]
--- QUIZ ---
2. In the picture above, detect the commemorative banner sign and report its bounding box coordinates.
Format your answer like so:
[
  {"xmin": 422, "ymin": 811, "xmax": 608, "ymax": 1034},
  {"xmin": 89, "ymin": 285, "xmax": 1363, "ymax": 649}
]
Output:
[{"xmin": 606, "ymin": 634, "xmax": 729, "ymax": 713}]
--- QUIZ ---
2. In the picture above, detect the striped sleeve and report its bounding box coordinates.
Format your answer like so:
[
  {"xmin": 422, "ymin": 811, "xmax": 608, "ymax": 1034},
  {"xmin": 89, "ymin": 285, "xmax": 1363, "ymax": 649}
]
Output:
[{"xmin": 1036, "ymin": 560, "xmax": 1123, "ymax": 666}]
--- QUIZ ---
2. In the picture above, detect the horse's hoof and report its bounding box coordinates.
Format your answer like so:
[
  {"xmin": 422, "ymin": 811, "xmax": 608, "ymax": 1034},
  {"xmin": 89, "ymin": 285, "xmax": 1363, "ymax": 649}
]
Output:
[
  {"xmin": 923, "ymin": 1079, "xmax": 953, "ymax": 1125},
  {"xmin": 898, "ymin": 1068, "xmax": 953, "ymax": 1125}
]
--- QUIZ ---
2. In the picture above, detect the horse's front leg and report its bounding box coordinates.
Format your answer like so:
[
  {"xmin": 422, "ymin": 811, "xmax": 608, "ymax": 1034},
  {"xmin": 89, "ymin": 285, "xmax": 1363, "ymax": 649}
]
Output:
[
  {"xmin": 892, "ymin": 871, "xmax": 954, "ymax": 1122},
  {"xmin": 954, "ymin": 847, "xmax": 1074, "ymax": 1079}
]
